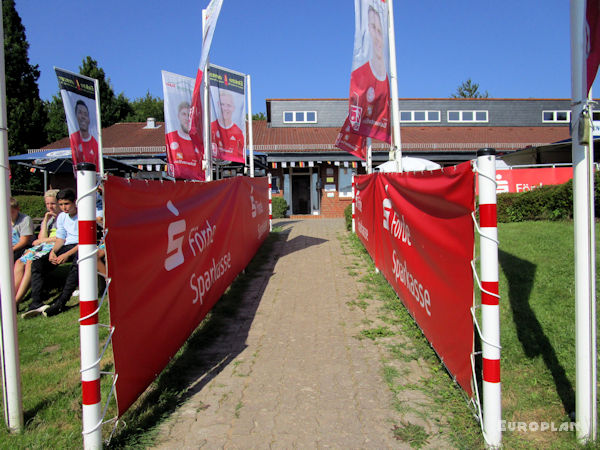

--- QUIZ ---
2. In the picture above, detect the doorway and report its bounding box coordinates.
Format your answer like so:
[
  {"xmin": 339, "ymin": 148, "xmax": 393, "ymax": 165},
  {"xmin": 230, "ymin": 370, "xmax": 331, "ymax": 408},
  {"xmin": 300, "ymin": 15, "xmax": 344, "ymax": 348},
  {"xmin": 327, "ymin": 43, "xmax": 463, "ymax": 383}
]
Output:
[{"xmin": 292, "ymin": 175, "xmax": 310, "ymax": 214}]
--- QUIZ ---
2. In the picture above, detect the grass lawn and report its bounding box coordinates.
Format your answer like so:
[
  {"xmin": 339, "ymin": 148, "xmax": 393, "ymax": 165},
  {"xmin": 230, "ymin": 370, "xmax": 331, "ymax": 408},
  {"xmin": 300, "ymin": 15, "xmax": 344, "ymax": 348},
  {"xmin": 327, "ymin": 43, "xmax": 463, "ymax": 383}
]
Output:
[{"xmin": 0, "ymin": 222, "xmax": 597, "ymax": 448}]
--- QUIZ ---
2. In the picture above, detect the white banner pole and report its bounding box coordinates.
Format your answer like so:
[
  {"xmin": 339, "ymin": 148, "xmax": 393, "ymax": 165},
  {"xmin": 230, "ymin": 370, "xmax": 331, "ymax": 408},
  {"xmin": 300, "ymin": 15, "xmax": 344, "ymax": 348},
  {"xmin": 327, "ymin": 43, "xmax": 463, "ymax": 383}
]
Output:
[
  {"xmin": 0, "ymin": 4, "xmax": 23, "ymax": 431},
  {"xmin": 477, "ymin": 148, "xmax": 501, "ymax": 448},
  {"xmin": 387, "ymin": 0, "xmax": 402, "ymax": 172},
  {"xmin": 77, "ymin": 163, "xmax": 101, "ymax": 449},
  {"xmin": 93, "ymin": 80, "xmax": 104, "ymax": 177},
  {"xmin": 570, "ymin": 0, "xmax": 597, "ymax": 442},
  {"xmin": 351, "ymin": 174, "xmax": 356, "ymax": 233},
  {"xmin": 366, "ymin": 137, "xmax": 373, "ymax": 174},
  {"xmin": 268, "ymin": 173, "xmax": 272, "ymax": 231},
  {"xmin": 247, "ymin": 74, "xmax": 254, "ymax": 178},
  {"xmin": 202, "ymin": 9, "xmax": 213, "ymax": 182}
]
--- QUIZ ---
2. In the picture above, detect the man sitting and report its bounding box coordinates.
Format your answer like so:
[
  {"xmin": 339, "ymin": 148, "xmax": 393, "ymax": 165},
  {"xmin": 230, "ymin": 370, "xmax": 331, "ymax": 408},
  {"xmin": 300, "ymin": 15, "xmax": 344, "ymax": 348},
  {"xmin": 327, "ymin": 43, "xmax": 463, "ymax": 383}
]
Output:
[{"xmin": 22, "ymin": 188, "xmax": 79, "ymax": 318}]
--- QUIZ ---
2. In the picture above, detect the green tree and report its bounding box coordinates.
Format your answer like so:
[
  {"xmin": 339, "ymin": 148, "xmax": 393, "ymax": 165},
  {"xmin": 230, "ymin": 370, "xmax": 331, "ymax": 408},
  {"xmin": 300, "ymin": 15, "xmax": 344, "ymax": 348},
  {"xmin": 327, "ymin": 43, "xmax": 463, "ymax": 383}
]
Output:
[
  {"xmin": 3, "ymin": 0, "xmax": 47, "ymax": 191},
  {"xmin": 252, "ymin": 112, "xmax": 266, "ymax": 121},
  {"xmin": 126, "ymin": 91, "xmax": 164, "ymax": 122},
  {"xmin": 44, "ymin": 93, "xmax": 67, "ymax": 143},
  {"xmin": 451, "ymin": 78, "xmax": 489, "ymax": 99},
  {"xmin": 78, "ymin": 56, "xmax": 133, "ymax": 127}
]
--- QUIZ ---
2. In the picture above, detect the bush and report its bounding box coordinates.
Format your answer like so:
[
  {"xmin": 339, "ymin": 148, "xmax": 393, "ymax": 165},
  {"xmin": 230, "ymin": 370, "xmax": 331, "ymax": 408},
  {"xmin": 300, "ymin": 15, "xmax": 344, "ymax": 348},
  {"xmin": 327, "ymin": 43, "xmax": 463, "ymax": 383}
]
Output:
[
  {"xmin": 497, "ymin": 172, "xmax": 600, "ymax": 222},
  {"xmin": 271, "ymin": 196, "xmax": 288, "ymax": 218},
  {"xmin": 14, "ymin": 195, "xmax": 46, "ymax": 218},
  {"xmin": 344, "ymin": 204, "xmax": 352, "ymax": 231}
]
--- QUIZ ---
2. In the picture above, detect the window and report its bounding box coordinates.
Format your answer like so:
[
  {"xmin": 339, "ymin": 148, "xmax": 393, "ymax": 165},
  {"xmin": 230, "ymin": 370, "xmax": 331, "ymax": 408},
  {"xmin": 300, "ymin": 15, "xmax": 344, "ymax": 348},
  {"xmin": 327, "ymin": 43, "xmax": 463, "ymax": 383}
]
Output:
[
  {"xmin": 398, "ymin": 110, "xmax": 442, "ymax": 123},
  {"xmin": 542, "ymin": 110, "xmax": 570, "ymax": 123},
  {"xmin": 447, "ymin": 110, "xmax": 488, "ymax": 123},
  {"xmin": 338, "ymin": 168, "xmax": 355, "ymax": 198},
  {"xmin": 282, "ymin": 110, "xmax": 317, "ymax": 124}
]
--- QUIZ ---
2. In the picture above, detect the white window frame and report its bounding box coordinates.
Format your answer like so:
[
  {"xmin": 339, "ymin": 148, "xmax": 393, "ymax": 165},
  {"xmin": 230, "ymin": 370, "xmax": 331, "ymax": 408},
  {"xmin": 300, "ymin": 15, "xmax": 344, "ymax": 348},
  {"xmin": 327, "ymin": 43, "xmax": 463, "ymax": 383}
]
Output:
[
  {"xmin": 338, "ymin": 167, "xmax": 355, "ymax": 198},
  {"xmin": 542, "ymin": 110, "xmax": 571, "ymax": 123},
  {"xmin": 398, "ymin": 110, "xmax": 441, "ymax": 123},
  {"xmin": 282, "ymin": 110, "xmax": 318, "ymax": 124},
  {"xmin": 447, "ymin": 110, "xmax": 489, "ymax": 123}
]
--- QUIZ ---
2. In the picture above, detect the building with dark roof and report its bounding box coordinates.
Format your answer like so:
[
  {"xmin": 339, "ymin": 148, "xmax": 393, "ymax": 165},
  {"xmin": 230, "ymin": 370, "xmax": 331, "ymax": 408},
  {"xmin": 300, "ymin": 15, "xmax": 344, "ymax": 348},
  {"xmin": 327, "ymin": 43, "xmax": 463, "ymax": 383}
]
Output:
[{"xmin": 38, "ymin": 98, "xmax": 572, "ymax": 217}]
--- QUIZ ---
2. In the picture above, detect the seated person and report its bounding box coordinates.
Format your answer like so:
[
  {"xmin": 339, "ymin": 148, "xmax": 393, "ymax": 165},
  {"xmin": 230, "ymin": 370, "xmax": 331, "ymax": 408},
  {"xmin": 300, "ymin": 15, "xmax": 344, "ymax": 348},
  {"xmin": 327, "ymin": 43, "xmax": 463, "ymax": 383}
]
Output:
[
  {"xmin": 13, "ymin": 189, "xmax": 60, "ymax": 304},
  {"xmin": 22, "ymin": 188, "xmax": 79, "ymax": 318},
  {"xmin": 10, "ymin": 197, "xmax": 33, "ymax": 260}
]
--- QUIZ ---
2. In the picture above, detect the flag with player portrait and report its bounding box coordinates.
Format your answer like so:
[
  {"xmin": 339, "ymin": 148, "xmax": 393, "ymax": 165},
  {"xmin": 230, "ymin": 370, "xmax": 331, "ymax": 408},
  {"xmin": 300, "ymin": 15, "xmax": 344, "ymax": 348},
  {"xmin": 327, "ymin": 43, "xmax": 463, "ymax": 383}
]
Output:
[
  {"xmin": 162, "ymin": 70, "xmax": 204, "ymax": 180},
  {"xmin": 587, "ymin": 0, "xmax": 600, "ymax": 93},
  {"xmin": 189, "ymin": 0, "xmax": 224, "ymax": 174},
  {"xmin": 55, "ymin": 67, "xmax": 101, "ymax": 171},
  {"xmin": 336, "ymin": 0, "xmax": 392, "ymax": 159},
  {"xmin": 208, "ymin": 64, "xmax": 246, "ymax": 164}
]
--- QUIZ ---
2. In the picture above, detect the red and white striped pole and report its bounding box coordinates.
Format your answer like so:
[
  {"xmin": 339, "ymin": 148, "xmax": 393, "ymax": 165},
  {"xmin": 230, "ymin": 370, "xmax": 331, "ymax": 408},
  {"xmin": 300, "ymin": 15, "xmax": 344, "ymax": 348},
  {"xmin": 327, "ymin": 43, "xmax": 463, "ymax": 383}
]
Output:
[
  {"xmin": 267, "ymin": 173, "xmax": 273, "ymax": 231},
  {"xmin": 351, "ymin": 174, "xmax": 356, "ymax": 233},
  {"xmin": 77, "ymin": 163, "xmax": 102, "ymax": 449},
  {"xmin": 477, "ymin": 148, "xmax": 501, "ymax": 448}
]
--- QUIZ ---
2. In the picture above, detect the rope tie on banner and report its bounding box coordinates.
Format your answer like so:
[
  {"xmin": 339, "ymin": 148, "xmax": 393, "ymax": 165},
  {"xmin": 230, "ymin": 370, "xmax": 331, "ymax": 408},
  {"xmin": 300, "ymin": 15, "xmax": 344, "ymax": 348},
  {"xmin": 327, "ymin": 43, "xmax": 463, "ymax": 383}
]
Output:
[
  {"xmin": 80, "ymin": 325, "xmax": 115, "ymax": 372},
  {"xmin": 470, "ymin": 352, "xmax": 493, "ymax": 443},
  {"xmin": 78, "ymin": 278, "xmax": 111, "ymax": 323},
  {"xmin": 81, "ymin": 374, "xmax": 119, "ymax": 437},
  {"xmin": 471, "ymin": 211, "xmax": 499, "ymax": 246},
  {"xmin": 75, "ymin": 179, "xmax": 102, "ymax": 208}
]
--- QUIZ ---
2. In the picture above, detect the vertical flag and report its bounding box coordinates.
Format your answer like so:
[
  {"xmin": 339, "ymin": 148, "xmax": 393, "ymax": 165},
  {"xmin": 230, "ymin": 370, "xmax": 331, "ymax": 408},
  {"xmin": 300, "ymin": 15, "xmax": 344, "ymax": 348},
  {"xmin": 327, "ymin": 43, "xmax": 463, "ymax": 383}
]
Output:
[
  {"xmin": 208, "ymin": 65, "xmax": 246, "ymax": 163},
  {"xmin": 55, "ymin": 68, "xmax": 101, "ymax": 171},
  {"xmin": 162, "ymin": 71, "xmax": 204, "ymax": 180},
  {"xmin": 336, "ymin": 0, "xmax": 391, "ymax": 160},
  {"xmin": 189, "ymin": 0, "xmax": 224, "ymax": 169},
  {"xmin": 587, "ymin": 0, "xmax": 600, "ymax": 93}
]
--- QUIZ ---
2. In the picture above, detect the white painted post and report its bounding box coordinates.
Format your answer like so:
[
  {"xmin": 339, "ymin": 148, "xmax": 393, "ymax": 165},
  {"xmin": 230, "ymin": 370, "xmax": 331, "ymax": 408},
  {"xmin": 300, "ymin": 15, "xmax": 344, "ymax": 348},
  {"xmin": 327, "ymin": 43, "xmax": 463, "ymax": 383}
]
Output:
[
  {"xmin": 351, "ymin": 174, "xmax": 356, "ymax": 233},
  {"xmin": 202, "ymin": 9, "xmax": 213, "ymax": 182},
  {"xmin": 477, "ymin": 148, "xmax": 501, "ymax": 448},
  {"xmin": 387, "ymin": 0, "xmax": 402, "ymax": 171},
  {"xmin": 77, "ymin": 163, "xmax": 101, "ymax": 449},
  {"xmin": 268, "ymin": 173, "xmax": 273, "ymax": 232},
  {"xmin": 367, "ymin": 137, "xmax": 373, "ymax": 174},
  {"xmin": 247, "ymin": 74, "xmax": 254, "ymax": 178},
  {"xmin": 570, "ymin": 1, "xmax": 597, "ymax": 442},
  {"xmin": 0, "ymin": 5, "xmax": 23, "ymax": 430}
]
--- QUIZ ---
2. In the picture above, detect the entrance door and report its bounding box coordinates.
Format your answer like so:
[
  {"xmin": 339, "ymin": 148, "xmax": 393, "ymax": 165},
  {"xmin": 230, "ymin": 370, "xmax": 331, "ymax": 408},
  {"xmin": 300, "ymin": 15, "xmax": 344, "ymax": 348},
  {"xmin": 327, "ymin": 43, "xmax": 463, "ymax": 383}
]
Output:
[{"xmin": 292, "ymin": 175, "xmax": 311, "ymax": 214}]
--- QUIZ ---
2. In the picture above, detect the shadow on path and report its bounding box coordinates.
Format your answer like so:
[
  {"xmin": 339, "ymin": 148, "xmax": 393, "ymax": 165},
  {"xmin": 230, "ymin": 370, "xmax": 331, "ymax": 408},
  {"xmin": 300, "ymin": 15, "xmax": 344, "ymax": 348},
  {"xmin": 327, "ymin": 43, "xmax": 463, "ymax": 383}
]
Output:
[
  {"xmin": 110, "ymin": 231, "xmax": 285, "ymax": 447},
  {"xmin": 499, "ymin": 249, "xmax": 574, "ymax": 415}
]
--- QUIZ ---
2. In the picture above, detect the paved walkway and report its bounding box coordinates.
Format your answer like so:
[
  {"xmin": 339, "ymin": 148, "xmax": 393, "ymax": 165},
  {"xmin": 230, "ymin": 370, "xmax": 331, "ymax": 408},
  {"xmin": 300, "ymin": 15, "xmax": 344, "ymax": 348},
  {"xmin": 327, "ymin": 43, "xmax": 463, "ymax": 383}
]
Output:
[{"xmin": 153, "ymin": 219, "xmax": 450, "ymax": 449}]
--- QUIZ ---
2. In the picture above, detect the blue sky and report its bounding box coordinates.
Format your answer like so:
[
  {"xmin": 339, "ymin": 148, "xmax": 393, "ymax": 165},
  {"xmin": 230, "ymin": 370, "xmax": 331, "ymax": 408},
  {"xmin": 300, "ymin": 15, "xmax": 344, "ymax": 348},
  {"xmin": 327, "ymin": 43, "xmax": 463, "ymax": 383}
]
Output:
[{"xmin": 14, "ymin": 0, "xmax": 584, "ymax": 115}]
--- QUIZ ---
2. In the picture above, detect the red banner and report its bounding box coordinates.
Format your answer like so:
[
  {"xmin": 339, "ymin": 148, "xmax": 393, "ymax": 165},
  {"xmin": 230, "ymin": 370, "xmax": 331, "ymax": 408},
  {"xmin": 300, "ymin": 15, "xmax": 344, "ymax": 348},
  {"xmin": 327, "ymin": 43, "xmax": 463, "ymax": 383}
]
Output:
[
  {"xmin": 587, "ymin": 0, "xmax": 600, "ymax": 93},
  {"xmin": 104, "ymin": 175, "xmax": 269, "ymax": 416},
  {"xmin": 354, "ymin": 162, "xmax": 475, "ymax": 396},
  {"xmin": 336, "ymin": 0, "xmax": 391, "ymax": 158},
  {"xmin": 494, "ymin": 167, "xmax": 573, "ymax": 194}
]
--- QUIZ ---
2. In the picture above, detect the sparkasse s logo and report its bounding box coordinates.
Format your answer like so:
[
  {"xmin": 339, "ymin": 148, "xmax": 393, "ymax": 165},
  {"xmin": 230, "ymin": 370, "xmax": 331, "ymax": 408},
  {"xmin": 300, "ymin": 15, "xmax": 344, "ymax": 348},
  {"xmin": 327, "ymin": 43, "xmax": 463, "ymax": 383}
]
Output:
[{"xmin": 164, "ymin": 200, "xmax": 186, "ymax": 271}]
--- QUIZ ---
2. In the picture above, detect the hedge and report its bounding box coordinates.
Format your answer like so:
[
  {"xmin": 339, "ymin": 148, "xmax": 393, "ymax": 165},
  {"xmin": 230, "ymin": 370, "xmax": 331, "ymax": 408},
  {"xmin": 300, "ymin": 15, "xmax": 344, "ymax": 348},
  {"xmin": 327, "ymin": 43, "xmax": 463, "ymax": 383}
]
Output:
[
  {"xmin": 13, "ymin": 195, "xmax": 46, "ymax": 219},
  {"xmin": 344, "ymin": 204, "xmax": 352, "ymax": 231},
  {"xmin": 497, "ymin": 172, "xmax": 600, "ymax": 222},
  {"xmin": 272, "ymin": 196, "xmax": 288, "ymax": 219}
]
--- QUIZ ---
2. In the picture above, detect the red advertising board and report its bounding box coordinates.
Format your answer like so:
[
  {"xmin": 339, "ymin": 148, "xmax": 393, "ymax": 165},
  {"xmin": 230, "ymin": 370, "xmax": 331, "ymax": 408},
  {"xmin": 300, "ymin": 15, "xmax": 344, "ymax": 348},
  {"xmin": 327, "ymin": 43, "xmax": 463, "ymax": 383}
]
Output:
[
  {"xmin": 354, "ymin": 162, "xmax": 475, "ymax": 396},
  {"xmin": 104, "ymin": 176, "xmax": 269, "ymax": 416},
  {"xmin": 495, "ymin": 167, "xmax": 573, "ymax": 194}
]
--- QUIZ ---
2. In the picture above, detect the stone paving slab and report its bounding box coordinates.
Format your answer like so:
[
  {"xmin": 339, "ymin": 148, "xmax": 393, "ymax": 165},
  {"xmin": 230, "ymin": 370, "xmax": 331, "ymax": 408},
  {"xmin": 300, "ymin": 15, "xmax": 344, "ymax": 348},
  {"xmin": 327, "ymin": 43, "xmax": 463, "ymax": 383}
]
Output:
[{"xmin": 152, "ymin": 218, "xmax": 454, "ymax": 449}]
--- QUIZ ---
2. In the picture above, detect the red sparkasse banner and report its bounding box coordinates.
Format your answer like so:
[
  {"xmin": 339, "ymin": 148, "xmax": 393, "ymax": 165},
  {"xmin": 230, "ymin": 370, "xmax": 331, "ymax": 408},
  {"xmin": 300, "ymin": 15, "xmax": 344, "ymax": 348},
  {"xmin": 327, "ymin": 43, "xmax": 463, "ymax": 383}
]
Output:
[
  {"xmin": 189, "ymin": 0, "xmax": 224, "ymax": 171},
  {"xmin": 355, "ymin": 163, "xmax": 475, "ymax": 396},
  {"xmin": 104, "ymin": 175, "xmax": 269, "ymax": 416},
  {"xmin": 494, "ymin": 167, "xmax": 573, "ymax": 194}
]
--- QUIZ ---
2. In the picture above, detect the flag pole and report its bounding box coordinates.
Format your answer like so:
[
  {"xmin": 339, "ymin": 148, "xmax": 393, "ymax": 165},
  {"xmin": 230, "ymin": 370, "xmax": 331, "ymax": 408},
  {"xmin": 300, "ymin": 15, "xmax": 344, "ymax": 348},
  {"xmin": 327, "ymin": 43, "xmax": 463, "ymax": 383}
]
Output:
[
  {"xmin": 93, "ymin": 79, "xmax": 104, "ymax": 178},
  {"xmin": 247, "ymin": 74, "xmax": 254, "ymax": 178},
  {"xmin": 0, "ymin": 4, "xmax": 23, "ymax": 431},
  {"xmin": 570, "ymin": 0, "xmax": 597, "ymax": 442},
  {"xmin": 366, "ymin": 137, "xmax": 373, "ymax": 174},
  {"xmin": 202, "ymin": 9, "xmax": 213, "ymax": 181},
  {"xmin": 387, "ymin": 0, "xmax": 402, "ymax": 172}
]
